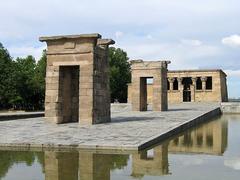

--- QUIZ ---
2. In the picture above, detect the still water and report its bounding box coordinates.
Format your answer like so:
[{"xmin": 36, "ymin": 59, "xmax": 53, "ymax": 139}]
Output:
[{"xmin": 0, "ymin": 114, "xmax": 240, "ymax": 180}]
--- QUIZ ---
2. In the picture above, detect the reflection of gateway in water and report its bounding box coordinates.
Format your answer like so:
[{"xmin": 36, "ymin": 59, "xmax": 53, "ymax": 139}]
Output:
[
  {"xmin": 44, "ymin": 151, "xmax": 129, "ymax": 180},
  {"xmin": 168, "ymin": 118, "xmax": 228, "ymax": 155}
]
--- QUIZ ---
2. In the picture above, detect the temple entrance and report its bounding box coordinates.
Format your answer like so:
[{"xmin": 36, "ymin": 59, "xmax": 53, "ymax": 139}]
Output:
[
  {"xmin": 182, "ymin": 78, "xmax": 192, "ymax": 102},
  {"xmin": 140, "ymin": 77, "xmax": 148, "ymax": 111},
  {"xmin": 59, "ymin": 66, "xmax": 79, "ymax": 123},
  {"xmin": 139, "ymin": 77, "xmax": 153, "ymax": 111},
  {"xmin": 131, "ymin": 60, "xmax": 170, "ymax": 112}
]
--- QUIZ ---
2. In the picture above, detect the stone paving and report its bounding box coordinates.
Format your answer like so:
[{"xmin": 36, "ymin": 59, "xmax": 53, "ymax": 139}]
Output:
[{"xmin": 0, "ymin": 103, "xmax": 220, "ymax": 150}]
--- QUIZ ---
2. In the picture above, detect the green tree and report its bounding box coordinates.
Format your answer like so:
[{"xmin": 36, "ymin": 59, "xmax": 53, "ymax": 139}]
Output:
[
  {"xmin": 34, "ymin": 50, "xmax": 47, "ymax": 109},
  {"xmin": 0, "ymin": 43, "xmax": 15, "ymax": 109},
  {"xmin": 12, "ymin": 51, "xmax": 46, "ymax": 110},
  {"xmin": 14, "ymin": 55, "xmax": 37, "ymax": 110},
  {"xmin": 0, "ymin": 151, "xmax": 38, "ymax": 179},
  {"xmin": 109, "ymin": 47, "xmax": 131, "ymax": 103}
]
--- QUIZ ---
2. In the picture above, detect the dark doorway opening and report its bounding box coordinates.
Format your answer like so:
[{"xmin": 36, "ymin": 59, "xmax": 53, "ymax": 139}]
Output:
[
  {"xmin": 173, "ymin": 78, "xmax": 178, "ymax": 90},
  {"xmin": 196, "ymin": 77, "xmax": 202, "ymax": 90},
  {"xmin": 182, "ymin": 77, "xmax": 192, "ymax": 102},
  {"xmin": 140, "ymin": 77, "xmax": 153, "ymax": 111},
  {"xmin": 206, "ymin": 77, "xmax": 212, "ymax": 90},
  {"xmin": 59, "ymin": 66, "xmax": 79, "ymax": 123}
]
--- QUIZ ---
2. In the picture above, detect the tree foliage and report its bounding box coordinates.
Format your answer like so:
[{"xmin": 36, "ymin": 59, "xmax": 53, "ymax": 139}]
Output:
[
  {"xmin": 0, "ymin": 43, "xmax": 46, "ymax": 110},
  {"xmin": 0, "ymin": 43, "xmax": 15, "ymax": 109},
  {"xmin": 109, "ymin": 47, "xmax": 131, "ymax": 103}
]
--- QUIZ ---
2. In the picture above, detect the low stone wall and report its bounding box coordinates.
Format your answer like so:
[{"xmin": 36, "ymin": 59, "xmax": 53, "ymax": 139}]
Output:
[
  {"xmin": 0, "ymin": 112, "xmax": 44, "ymax": 121},
  {"xmin": 221, "ymin": 102, "xmax": 240, "ymax": 114}
]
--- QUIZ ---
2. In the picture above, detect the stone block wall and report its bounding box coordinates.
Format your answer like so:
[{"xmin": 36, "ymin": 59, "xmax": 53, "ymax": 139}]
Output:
[{"xmin": 92, "ymin": 43, "xmax": 111, "ymax": 123}]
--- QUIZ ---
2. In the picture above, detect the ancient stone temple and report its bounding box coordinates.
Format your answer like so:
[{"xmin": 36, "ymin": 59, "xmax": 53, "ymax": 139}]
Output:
[
  {"xmin": 167, "ymin": 70, "xmax": 228, "ymax": 103},
  {"xmin": 130, "ymin": 60, "xmax": 170, "ymax": 111},
  {"xmin": 128, "ymin": 69, "xmax": 228, "ymax": 104},
  {"xmin": 40, "ymin": 34, "xmax": 114, "ymax": 125}
]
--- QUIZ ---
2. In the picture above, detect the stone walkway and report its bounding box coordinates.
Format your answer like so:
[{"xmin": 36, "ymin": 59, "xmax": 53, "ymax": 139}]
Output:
[{"xmin": 0, "ymin": 103, "xmax": 220, "ymax": 150}]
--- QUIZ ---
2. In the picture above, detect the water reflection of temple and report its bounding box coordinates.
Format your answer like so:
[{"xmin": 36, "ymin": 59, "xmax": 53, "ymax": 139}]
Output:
[
  {"xmin": 45, "ymin": 151, "xmax": 79, "ymax": 180},
  {"xmin": 44, "ymin": 151, "xmax": 129, "ymax": 180},
  {"xmin": 131, "ymin": 143, "xmax": 169, "ymax": 177},
  {"xmin": 131, "ymin": 117, "xmax": 228, "ymax": 178},
  {"xmin": 168, "ymin": 118, "xmax": 228, "ymax": 155}
]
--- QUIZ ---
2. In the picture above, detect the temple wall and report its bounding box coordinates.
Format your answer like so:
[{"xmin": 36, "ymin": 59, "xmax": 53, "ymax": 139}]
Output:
[{"xmin": 128, "ymin": 70, "xmax": 228, "ymax": 104}]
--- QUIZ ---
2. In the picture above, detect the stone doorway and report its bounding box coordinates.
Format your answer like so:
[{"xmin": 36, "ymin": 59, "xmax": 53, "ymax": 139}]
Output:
[
  {"xmin": 182, "ymin": 78, "xmax": 192, "ymax": 102},
  {"xmin": 59, "ymin": 66, "xmax": 79, "ymax": 123},
  {"xmin": 139, "ymin": 77, "xmax": 153, "ymax": 111},
  {"xmin": 140, "ymin": 77, "xmax": 147, "ymax": 111}
]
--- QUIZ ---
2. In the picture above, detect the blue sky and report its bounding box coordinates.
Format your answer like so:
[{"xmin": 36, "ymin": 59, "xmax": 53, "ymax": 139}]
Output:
[{"xmin": 0, "ymin": 0, "xmax": 240, "ymax": 98}]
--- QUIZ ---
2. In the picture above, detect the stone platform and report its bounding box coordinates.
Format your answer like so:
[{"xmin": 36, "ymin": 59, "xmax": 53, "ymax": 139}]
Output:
[
  {"xmin": 0, "ymin": 103, "xmax": 221, "ymax": 151},
  {"xmin": 221, "ymin": 102, "xmax": 240, "ymax": 114}
]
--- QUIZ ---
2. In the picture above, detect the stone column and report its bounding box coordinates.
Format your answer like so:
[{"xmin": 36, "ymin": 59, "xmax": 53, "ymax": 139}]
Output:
[
  {"xmin": 177, "ymin": 77, "xmax": 183, "ymax": 102},
  {"xmin": 191, "ymin": 77, "xmax": 197, "ymax": 102},
  {"xmin": 152, "ymin": 61, "xmax": 169, "ymax": 111},
  {"xmin": 201, "ymin": 77, "xmax": 207, "ymax": 91},
  {"xmin": 131, "ymin": 76, "xmax": 141, "ymax": 111},
  {"xmin": 190, "ymin": 84, "xmax": 195, "ymax": 102},
  {"xmin": 45, "ymin": 65, "xmax": 61, "ymax": 123},
  {"xmin": 191, "ymin": 77, "xmax": 197, "ymax": 89},
  {"xmin": 168, "ymin": 77, "xmax": 174, "ymax": 91}
]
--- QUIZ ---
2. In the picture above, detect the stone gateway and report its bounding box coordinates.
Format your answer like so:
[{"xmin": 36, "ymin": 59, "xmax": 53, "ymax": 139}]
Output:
[
  {"xmin": 130, "ymin": 60, "xmax": 170, "ymax": 111},
  {"xmin": 40, "ymin": 34, "xmax": 115, "ymax": 125}
]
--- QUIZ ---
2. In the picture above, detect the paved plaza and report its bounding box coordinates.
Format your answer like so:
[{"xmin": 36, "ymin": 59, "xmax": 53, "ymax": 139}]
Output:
[{"xmin": 0, "ymin": 103, "xmax": 220, "ymax": 150}]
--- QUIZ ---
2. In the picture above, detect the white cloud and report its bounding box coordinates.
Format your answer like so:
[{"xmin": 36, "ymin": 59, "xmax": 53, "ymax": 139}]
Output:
[
  {"xmin": 225, "ymin": 158, "xmax": 240, "ymax": 170},
  {"xmin": 225, "ymin": 70, "xmax": 240, "ymax": 78},
  {"xmin": 222, "ymin": 35, "xmax": 240, "ymax": 47},
  {"xmin": 119, "ymin": 41, "xmax": 220, "ymax": 70},
  {"xmin": 180, "ymin": 39, "xmax": 202, "ymax": 46},
  {"xmin": 115, "ymin": 31, "xmax": 124, "ymax": 39},
  {"xmin": 8, "ymin": 45, "xmax": 46, "ymax": 60},
  {"xmin": 146, "ymin": 34, "xmax": 153, "ymax": 39}
]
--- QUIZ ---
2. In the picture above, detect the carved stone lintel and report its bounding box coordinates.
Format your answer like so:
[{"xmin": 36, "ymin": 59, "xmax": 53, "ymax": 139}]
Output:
[{"xmin": 64, "ymin": 42, "xmax": 76, "ymax": 49}]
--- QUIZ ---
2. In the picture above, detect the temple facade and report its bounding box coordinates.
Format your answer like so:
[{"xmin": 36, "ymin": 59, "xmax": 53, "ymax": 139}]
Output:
[{"xmin": 128, "ymin": 69, "xmax": 228, "ymax": 104}]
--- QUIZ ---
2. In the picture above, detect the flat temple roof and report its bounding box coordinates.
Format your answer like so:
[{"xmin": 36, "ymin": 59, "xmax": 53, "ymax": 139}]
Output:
[
  {"xmin": 168, "ymin": 69, "xmax": 227, "ymax": 76},
  {"xmin": 39, "ymin": 33, "xmax": 101, "ymax": 42}
]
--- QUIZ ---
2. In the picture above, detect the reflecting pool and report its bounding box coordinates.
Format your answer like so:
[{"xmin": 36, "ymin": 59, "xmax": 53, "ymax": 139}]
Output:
[{"xmin": 1, "ymin": 115, "xmax": 240, "ymax": 180}]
